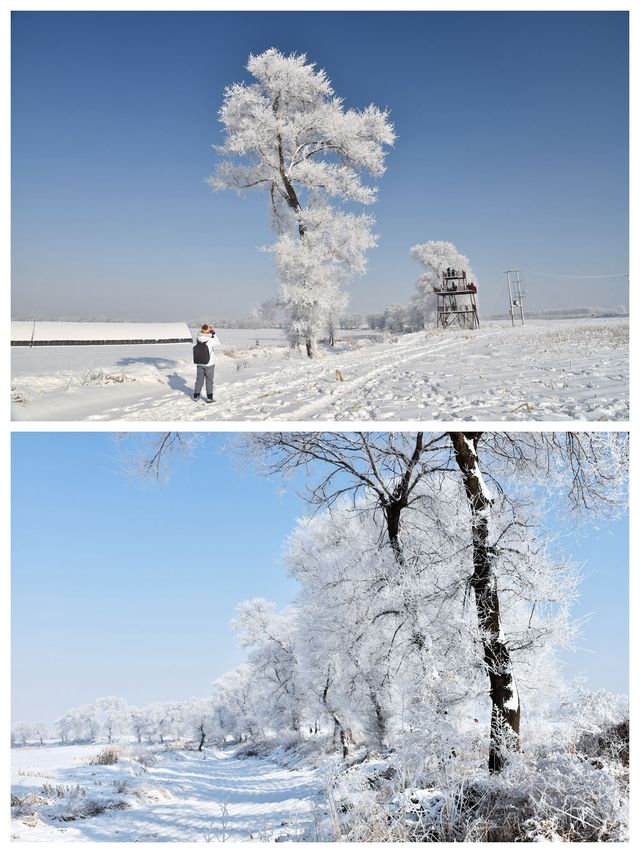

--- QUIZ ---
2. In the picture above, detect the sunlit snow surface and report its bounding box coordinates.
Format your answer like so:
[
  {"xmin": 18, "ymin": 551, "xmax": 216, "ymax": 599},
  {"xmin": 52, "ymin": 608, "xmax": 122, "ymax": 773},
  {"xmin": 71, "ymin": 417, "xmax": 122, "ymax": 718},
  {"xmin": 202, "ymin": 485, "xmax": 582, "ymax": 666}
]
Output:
[
  {"xmin": 11, "ymin": 319, "xmax": 628, "ymax": 422},
  {"xmin": 11, "ymin": 743, "xmax": 319, "ymax": 842}
]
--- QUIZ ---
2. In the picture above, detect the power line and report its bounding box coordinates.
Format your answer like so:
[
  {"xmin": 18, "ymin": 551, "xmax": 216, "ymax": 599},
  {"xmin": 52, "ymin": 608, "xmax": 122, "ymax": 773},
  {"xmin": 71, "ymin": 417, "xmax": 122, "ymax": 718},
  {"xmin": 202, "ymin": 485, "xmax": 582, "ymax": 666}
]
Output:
[{"xmin": 527, "ymin": 271, "xmax": 628, "ymax": 279}]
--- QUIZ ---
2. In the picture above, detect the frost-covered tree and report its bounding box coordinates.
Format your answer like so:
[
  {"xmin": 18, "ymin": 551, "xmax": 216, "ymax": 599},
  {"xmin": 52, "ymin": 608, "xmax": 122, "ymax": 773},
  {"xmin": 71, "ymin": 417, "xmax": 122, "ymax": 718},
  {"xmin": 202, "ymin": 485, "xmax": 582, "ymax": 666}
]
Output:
[
  {"xmin": 286, "ymin": 482, "xmax": 579, "ymax": 766},
  {"xmin": 210, "ymin": 48, "xmax": 395, "ymax": 356},
  {"xmin": 286, "ymin": 506, "xmax": 443, "ymax": 752},
  {"xmin": 94, "ymin": 696, "xmax": 131, "ymax": 743},
  {"xmin": 146, "ymin": 701, "xmax": 184, "ymax": 744},
  {"xmin": 410, "ymin": 240, "xmax": 474, "ymax": 324},
  {"xmin": 213, "ymin": 664, "xmax": 262, "ymax": 741},
  {"xmin": 232, "ymin": 598, "xmax": 304, "ymax": 734},
  {"xmin": 183, "ymin": 697, "xmax": 217, "ymax": 751},
  {"xmin": 11, "ymin": 721, "xmax": 34, "ymax": 746},
  {"xmin": 56, "ymin": 714, "xmax": 71, "ymax": 744},
  {"xmin": 56, "ymin": 704, "xmax": 99, "ymax": 743},
  {"xmin": 250, "ymin": 297, "xmax": 283, "ymax": 329},
  {"xmin": 130, "ymin": 706, "xmax": 152, "ymax": 744},
  {"xmin": 32, "ymin": 721, "xmax": 48, "ymax": 746}
]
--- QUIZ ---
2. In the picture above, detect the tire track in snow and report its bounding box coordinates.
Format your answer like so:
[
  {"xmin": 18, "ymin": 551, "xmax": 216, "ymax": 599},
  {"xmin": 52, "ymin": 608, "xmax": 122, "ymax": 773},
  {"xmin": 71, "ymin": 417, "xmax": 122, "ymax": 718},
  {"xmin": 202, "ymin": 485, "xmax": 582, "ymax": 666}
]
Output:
[
  {"xmin": 93, "ymin": 331, "xmax": 501, "ymax": 422},
  {"xmin": 270, "ymin": 333, "xmax": 500, "ymax": 421}
]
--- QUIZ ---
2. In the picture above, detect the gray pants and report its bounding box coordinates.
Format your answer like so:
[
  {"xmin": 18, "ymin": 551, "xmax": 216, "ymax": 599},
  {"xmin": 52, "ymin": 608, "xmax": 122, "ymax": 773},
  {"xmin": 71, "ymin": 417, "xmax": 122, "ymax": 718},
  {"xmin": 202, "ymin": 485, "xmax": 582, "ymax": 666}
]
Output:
[{"xmin": 194, "ymin": 365, "xmax": 215, "ymax": 397}]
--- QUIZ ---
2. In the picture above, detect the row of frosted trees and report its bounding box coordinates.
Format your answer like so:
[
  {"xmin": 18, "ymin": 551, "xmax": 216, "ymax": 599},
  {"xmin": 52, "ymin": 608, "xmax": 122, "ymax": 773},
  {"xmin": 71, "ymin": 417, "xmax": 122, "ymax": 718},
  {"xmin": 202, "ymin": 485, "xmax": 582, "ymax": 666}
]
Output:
[
  {"xmin": 145, "ymin": 431, "xmax": 627, "ymax": 774},
  {"xmin": 12, "ymin": 696, "xmax": 224, "ymax": 750}
]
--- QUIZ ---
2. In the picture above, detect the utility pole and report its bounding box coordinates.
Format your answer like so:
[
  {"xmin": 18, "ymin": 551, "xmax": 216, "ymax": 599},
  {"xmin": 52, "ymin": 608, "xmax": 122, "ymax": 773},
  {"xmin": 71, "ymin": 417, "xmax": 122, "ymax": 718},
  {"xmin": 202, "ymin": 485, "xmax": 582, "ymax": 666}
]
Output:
[{"xmin": 504, "ymin": 269, "xmax": 525, "ymax": 326}]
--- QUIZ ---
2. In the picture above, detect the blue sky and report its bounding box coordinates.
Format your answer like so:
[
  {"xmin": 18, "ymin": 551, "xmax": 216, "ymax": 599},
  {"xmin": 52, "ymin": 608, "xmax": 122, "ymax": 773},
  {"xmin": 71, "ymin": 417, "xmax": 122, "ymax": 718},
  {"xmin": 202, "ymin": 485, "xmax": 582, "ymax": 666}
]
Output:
[
  {"xmin": 12, "ymin": 432, "xmax": 628, "ymax": 724},
  {"xmin": 11, "ymin": 11, "xmax": 628, "ymax": 322}
]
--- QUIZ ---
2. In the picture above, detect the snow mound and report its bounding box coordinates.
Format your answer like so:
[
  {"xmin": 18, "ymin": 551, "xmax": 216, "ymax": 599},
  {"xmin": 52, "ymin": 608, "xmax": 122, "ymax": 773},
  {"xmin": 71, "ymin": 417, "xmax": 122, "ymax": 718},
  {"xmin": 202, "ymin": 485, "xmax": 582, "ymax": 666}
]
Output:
[
  {"xmin": 134, "ymin": 785, "xmax": 173, "ymax": 804},
  {"xmin": 81, "ymin": 364, "xmax": 164, "ymax": 385}
]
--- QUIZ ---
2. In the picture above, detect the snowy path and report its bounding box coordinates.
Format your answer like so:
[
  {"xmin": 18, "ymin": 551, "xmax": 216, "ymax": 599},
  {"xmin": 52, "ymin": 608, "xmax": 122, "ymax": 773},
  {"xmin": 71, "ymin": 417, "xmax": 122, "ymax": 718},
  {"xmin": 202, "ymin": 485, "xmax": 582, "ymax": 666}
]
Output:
[
  {"xmin": 11, "ymin": 745, "xmax": 321, "ymax": 842},
  {"xmin": 88, "ymin": 330, "xmax": 488, "ymax": 422},
  {"xmin": 11, "ymin": 318, "xmax": 628, "ymax": 421}
]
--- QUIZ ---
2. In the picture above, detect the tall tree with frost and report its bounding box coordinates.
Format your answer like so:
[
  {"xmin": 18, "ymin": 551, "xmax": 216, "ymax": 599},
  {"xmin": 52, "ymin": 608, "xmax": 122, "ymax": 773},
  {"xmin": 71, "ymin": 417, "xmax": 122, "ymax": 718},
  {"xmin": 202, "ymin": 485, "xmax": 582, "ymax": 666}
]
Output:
[
  {"xmin": 232, "ymin": 598, "xmax": 304, "ymax": 733},
  {"xmin": 209, "ymin": 48, "xmax": 395, "ymax": 356},
  {"xmin": 95, "ymin": 696, "xmax": 131, "ymax": 743},
  {"xmin": 410, "ymin": 240, "xmax": 474, "ymax": 323},
  {"xmin": 214, "ymin": 665, "xmax": 262, "ymax": 741}
]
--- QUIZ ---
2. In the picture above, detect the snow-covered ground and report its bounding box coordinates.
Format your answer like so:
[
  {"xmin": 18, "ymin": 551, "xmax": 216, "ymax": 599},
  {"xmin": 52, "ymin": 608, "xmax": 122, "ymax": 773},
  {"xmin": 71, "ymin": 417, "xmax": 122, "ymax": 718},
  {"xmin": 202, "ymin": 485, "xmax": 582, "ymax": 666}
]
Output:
[
  {"xmin": 11, "ymin": 743, "xmax": 321, "ymax": 842},
  {"xmin": 11, "ymin": 321, "xmax": 191, "ymax": 344},
  {"xmin": 11, "ymin": 318, "xmax": 628, "ymax": 422}
]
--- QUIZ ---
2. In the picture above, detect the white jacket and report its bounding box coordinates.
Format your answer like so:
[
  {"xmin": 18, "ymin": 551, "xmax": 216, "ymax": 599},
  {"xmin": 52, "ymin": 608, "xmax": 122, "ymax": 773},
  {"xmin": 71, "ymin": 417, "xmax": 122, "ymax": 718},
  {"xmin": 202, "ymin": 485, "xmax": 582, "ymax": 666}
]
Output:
[{"xmin": 196, "ymin": 333, "xmax": 221, "ymax": 367}]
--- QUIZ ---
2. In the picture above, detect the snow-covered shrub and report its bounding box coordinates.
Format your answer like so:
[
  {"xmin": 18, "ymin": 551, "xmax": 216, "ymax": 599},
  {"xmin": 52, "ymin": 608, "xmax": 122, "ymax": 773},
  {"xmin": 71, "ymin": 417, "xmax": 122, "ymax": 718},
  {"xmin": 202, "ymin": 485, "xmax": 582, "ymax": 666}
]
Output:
[
  {"xmin": 133, "ymin": 784, "xmax": 173, "ymax": 805},
  {"xmin": 56, "ymin": 793, "xmax": 130, "ymax": 822},
  {"xmin": 89, "ymin": 745, "xmax": 122, "ymax": 765},
  {"xmin": 130, "ymin": 748, "xmax": 157, "ymax": 768},
  {"xmin": 11, "ymin": 792, "xmax": 45, "ymax": 819},
  {"xmin": 470, "ymin": 747, "xmax": 626, "ymax": 842},
  {"xmin": 77, "ymin": 365, "xmax": 162, "ymax": 387},
  {"xmin": 577, "ymin": 719, "xmax": 629, "ymax": 766},
  {"xmin": 321, "ymin": 740, "xmax": 628, "ymax": 843}
]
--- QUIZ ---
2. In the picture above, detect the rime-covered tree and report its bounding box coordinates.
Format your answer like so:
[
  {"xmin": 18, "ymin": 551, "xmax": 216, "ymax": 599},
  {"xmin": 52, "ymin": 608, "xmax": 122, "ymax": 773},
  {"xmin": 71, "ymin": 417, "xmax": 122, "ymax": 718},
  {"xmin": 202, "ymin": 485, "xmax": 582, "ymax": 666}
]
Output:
[
  {"xmin": 130, "ymin": 707, "xmax": 152, "ymax": 744},
  {"xmin": 232, "ymin": 598, "xmax": 304, "ymax": 734},
  {"xmin": 56, "ymin": 704, "xmax": 99, "ymax": 743},
  {"xmin": 183, "ymin": 697, "xmax": 217, "ymax": 751},
  {"xmin": 11, "ymin": 721, "xmax": 34, "ymax": 747},
  {"xmin": 32, "ymin": 721, "xmax": 48, "ymax": 746},
  {"xmin": 213, "ymin": 665, "xmax": 262, "ymax": 741},
  {"xmin": 95, "ymin": 696, "xmax": 131, "ymax": 743},
  {"xmin": 210, "ymin": 48, "xmax": 395, "ymax": 356},
  {"xmin": 146, "ymin": 701, "xmax": 184, "ymax": 744}
]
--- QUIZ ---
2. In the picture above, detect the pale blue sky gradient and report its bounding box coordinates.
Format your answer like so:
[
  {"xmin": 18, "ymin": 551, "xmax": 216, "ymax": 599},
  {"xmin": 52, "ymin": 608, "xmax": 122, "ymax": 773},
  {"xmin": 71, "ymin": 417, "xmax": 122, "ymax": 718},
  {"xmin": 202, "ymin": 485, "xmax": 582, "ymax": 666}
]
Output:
[
  {"xmin": 11, "ymin": 11, "xmax": 628, "ymax": 322},
  {"xmin": 12, "ymin": 433, "xmax": 628, "ymax": 724}
]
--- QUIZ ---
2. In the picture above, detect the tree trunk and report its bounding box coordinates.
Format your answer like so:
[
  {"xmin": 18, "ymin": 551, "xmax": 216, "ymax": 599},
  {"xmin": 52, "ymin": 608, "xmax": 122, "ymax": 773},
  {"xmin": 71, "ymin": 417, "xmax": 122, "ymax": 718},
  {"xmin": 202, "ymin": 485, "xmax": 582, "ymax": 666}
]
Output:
[
  {"xmin": 449, "ymin": 431, "xmax": 521, "ymax": 773},
  {"xmin": 276, "ymin": 130, "xmax": 316, "ymax": 359},
  {"xmin": 333, "ymin": 720, "xmax": 349, "ymax": 759},
  {"xmin": 323, "ymin": 668, "xmax": 349, "ymax": 758},
  {"xmin": 384, "ymin": 501, "xmax": 405, "ymax": 566},
  {"xmin": 198, "ymin": 725, "xmax": 206, "ymax": 751},
  {"xmin": 369, "ymin": 690, "xmax": 387, "ymax": 751}
]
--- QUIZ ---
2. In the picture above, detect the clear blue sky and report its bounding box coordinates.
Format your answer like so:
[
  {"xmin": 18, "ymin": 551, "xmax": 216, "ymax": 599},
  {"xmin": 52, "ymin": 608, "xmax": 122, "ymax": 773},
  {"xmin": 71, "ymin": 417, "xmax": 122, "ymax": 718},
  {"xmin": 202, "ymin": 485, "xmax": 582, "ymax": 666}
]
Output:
[
  {"xmin": 11, "ymin": 11, "xmax": 628, "ymax": 322},
  {"xmin": 12, "ymin": 432, "xmax": 628, "ymax": 724}
]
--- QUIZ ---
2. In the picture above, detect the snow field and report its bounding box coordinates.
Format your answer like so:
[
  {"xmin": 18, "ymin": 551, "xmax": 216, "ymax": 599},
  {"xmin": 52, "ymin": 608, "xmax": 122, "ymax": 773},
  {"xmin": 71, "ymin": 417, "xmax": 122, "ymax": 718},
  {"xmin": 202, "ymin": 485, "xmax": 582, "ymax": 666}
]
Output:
[
  {"xmin": 11, "ymin": 742, "xmax": 321, "ymax": 842},
  {"xmin": 11, "ymin": 318, "xmax": 628, "ymax": 421}
]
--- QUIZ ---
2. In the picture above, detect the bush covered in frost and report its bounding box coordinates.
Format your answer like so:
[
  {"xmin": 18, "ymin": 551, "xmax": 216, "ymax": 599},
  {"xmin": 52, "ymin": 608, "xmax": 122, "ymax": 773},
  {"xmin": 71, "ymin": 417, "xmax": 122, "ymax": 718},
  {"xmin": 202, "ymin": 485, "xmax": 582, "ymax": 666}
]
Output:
[{"xmin": 311, "ymin": 694, "xmax": 629, "ymax": 842}]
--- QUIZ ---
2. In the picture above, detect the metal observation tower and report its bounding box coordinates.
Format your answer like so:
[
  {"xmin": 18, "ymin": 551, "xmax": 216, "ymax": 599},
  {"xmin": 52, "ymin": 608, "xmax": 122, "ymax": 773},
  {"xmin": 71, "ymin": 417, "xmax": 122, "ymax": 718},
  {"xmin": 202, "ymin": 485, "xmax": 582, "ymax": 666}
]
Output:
[{"xmin": 433, "ymin": 268, "xmax": 480, "ymax": 330}]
